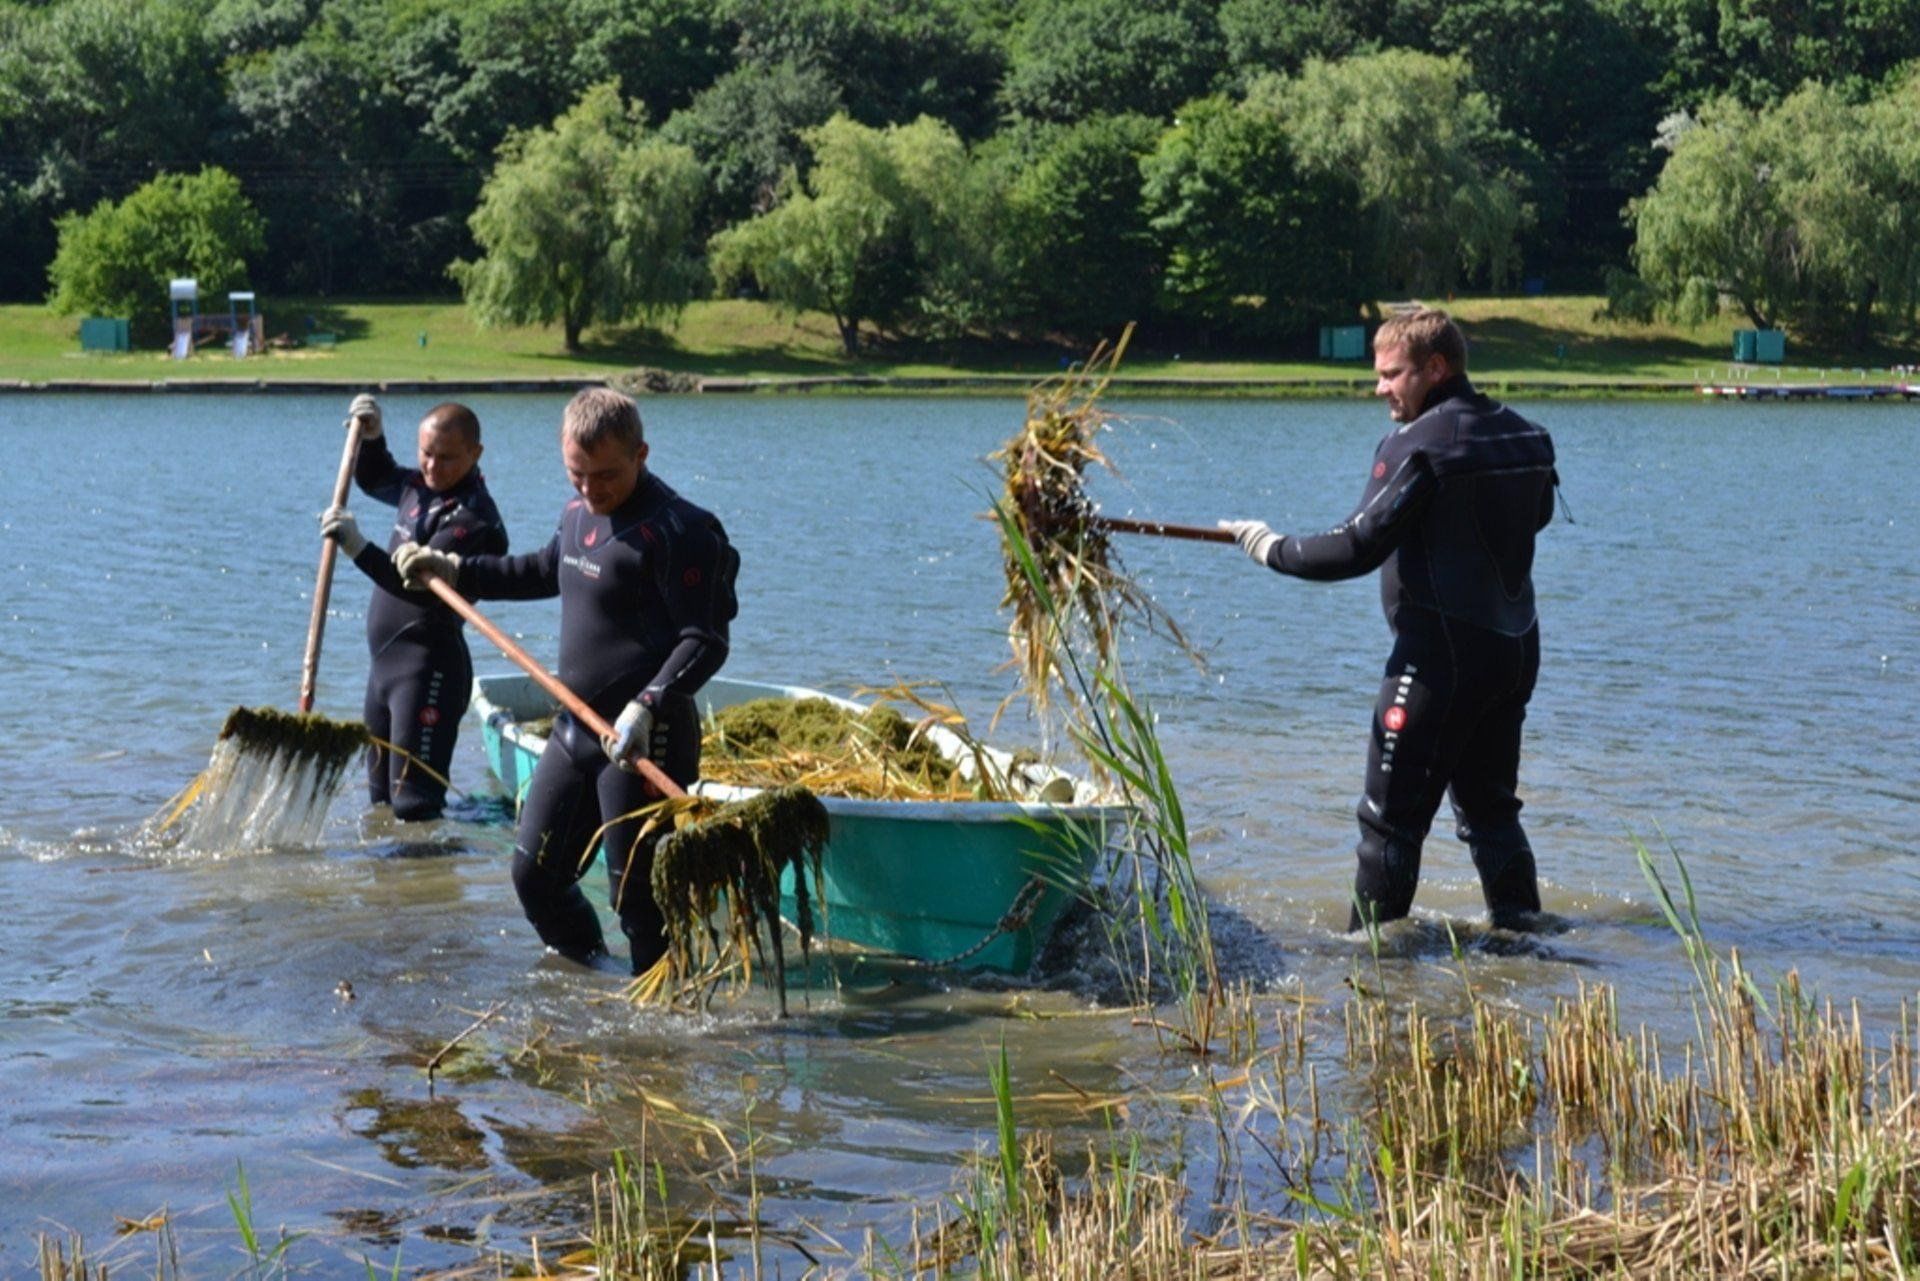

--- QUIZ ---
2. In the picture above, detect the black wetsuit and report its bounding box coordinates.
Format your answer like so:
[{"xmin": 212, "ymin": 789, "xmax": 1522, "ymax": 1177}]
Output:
[
  {"xmin": 1254, "ymin": 374, "xmax": 1556, "ymax": 929},
  {"xmin": 455, "ymin": 472, "xmax": 738, "ymax": 972},
  {"xmin": 349, "ymin": 436, "xmax": 508, "ymax": 821}
]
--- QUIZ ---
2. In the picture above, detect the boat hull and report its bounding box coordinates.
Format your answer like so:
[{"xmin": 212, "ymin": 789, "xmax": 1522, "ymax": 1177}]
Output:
[{"xmin": 471, "ymin": 674, "xmax": 1121, "ymax": 974}]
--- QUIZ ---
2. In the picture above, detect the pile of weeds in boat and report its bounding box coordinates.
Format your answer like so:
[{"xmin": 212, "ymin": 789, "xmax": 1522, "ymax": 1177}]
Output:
[{"xmin": 701, "ymin": 695, "xmax": 980, "ymax": 801}]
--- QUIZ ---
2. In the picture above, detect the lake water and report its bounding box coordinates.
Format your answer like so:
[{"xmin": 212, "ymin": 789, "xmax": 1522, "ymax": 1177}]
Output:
[{"xmin": 1, "ymin": 390, "xmax": 1915, "ymax": 1272}]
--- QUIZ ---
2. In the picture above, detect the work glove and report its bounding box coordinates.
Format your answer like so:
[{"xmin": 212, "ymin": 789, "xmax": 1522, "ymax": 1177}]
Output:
[
  {"xmin": 394, "ymin": 540, "xmax": 460, "ymax": 589},
  {"xmin": 601, "ymin": 693, "xmax": 657, "ymax": 771},
  {"xmin": 347, "ymin": 392, "xmax": 383, "ymax": 440},
  {"xmin": 319, "ymin": 505, "xmax": 367, "ymax": 557},
  {"xmin": 1218, "ymin": 519, "xmax": 1281, "ymax": 566}
]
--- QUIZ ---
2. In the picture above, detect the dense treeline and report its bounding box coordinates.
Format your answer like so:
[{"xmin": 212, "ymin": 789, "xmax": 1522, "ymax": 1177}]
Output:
[{"xmin": 5, "ymin": 0, "xmax": 1919, "ymax": 350}]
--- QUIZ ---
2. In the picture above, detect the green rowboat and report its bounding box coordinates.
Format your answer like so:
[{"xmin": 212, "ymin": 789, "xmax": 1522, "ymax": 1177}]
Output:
[{"xmin": 470, "ymin": 673, "xmax": 1124, "ymax": 974}]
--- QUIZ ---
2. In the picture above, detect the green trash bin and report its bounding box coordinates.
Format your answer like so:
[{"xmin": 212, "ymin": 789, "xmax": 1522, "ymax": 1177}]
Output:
[
  {"xmin": 1732, "ymin": 329, "xmax": 1757, "ymax": 362},
  {"xmin": 79, "ymin": 317, "xmax": 130, "ymax": 352},
  {"xmin": 1753, "ymin": 329, "xmax": 1785, "ymax": 364}
]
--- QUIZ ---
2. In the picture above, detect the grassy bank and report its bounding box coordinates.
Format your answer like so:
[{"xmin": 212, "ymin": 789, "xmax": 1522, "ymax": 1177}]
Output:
[{"xmin": 4, "ymin": 295, "xmax": 1914, "ymax": 392}]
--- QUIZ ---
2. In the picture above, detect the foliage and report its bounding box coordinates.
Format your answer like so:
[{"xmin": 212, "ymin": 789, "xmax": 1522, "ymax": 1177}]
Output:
[
  {"xmin": 1631, "ymin": 72, "xmax": 1920, "ymax": 343},
  {"xmin": 0, "ymin": 0, "xmax": 225, "ymax": 298},
  {"xmin": 1141, "ymin": 94, "xmax": 1364, "ymax": 338},
  {"xmin": 1270, "ymin": 52, "xmax": 1534, "ymax": 295},
  {"xmin": 1217, "ymin": 0, "xmax": 1389, "ymax": 79},
  {"xmin": 721, "ymin": 0, "xmax": 1006, "ymax": 139},
  {"xmin": 1000, "ymin": 0, "xmax": 1226, "ymax": 122},
  {"xmin": 660, "ymin": 59, "xmax": 843, "ymax": 233},
  {"xmin": 709, "ymin": 114, "xmax": 972, "ymax": 355},
  {"xmin": 1407, "ymin": 0, "xmax": 1664, "ymax": 281},
  {"xmin": 452, "ymin": 82, "xmax": 705, "ymax": 351},
  {"xmin": 990, "ymin": 114, "xmax": 1162, "ymax": 340},
  {"xmin": 46, "ymin": 167, "xmax": 265, "ymax": 341}
]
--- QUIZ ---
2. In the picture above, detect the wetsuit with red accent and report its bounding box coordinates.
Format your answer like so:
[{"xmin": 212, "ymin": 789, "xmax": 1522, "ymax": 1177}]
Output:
[
  {"xmin": 349, "ymin": 435, "xmax": 508, "ymax": 820},
  {"xmin": 1252, "ymin": 374, "xmax": 1556, "ymax": 929},
  {"xmin": 452, "ymin": 471, "xmax": 738, "ymax": 972}
]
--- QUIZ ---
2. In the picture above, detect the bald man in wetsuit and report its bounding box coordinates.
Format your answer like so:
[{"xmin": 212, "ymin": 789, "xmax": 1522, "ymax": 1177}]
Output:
[
  {"xmin": 1220, "ymin": 308, "xmax": 1556, "ymax": 932},
  {"xmin": 320, "ymin": 395, "xmax": 508, "ymax": 821},
  {"xmin": 395, "ymin": 387, "xmax": 738, "ymax": 974}
]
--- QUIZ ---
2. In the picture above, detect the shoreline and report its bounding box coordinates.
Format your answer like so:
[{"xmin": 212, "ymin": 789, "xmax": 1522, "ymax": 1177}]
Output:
[{"xmin": 0, "ymin": 372, "xmax": 1847, "ymax": 398}]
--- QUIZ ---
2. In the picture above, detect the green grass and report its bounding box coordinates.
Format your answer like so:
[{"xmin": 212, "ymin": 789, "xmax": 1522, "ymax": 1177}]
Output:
[{"xmin": 4, "ymin": 294, "xmax": 1914, "ymax": 390}]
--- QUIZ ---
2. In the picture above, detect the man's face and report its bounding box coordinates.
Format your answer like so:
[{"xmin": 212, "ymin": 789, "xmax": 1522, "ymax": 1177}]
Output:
[
  {"xmin": 563, "ymin": 434, "xmax": 647, "ymax": 515},
  {"xmin": 418, "ymin": 422, "xmax": 482, "ymax": 493},
  {"xmin": 1373, "ymin": 343, "xmax": 1450, "ymax": 424}
]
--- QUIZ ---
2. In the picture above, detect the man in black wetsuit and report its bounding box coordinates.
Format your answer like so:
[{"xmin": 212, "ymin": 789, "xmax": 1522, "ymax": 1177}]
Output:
[
  {"xmin": 319, "ymin": 395, "xmax": 508, "ymax": 821},
  {"xmin": 394, "ymin": 387, "xmax": 738, "ymax": 974},
  {"xmin": 1219, "ymin": 309, "xmax": 1556, "ymax": 932}
]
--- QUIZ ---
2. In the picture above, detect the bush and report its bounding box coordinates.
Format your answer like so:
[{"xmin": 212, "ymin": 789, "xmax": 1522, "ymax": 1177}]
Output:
[{"xmin": 46, "ymin": 168, "xmax": 265, "ymax": 343}]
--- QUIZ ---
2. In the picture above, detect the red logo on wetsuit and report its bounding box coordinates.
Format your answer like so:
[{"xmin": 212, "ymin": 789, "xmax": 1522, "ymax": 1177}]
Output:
[
  {"xmin": 683, "ymin": 567, "xmax": 702, "ymax": 587},
  {"xmin": 419, "ymin": 707, "xmax": 440, "ymax": 727},
  {"xmin": 585, "ymin": 528, "xmax": 599, "ymax": 547},
  {"xmin": 1373, "ymin": 461, "xmax": 1387, "ymax": 479},
  {"xmin": 1383, "ymin": 706, "xmax": 1407, "ymax": 732}
]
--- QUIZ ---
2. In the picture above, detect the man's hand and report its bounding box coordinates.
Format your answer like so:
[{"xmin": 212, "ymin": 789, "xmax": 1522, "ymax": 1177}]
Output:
[
  {"xmin": 347, "ymin": 392, "xmax": 383, "ymax": 440},
  {"xmin": 394, "ymin": 541, "xmax": 459, "ymax": 589},
  {"xmin": 600, "ymin": 697, "xmax": 655, "ymax": 771},
  {"xmin": 320, "ymin": 505, "xmax": 367, "ymax": 557},
  {"xmin": 1218, "ymin": 519, "xmax": 1281, "ymax": 566}
]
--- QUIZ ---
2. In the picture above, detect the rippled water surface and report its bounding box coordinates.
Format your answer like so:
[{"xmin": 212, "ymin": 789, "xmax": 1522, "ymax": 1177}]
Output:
[{"xmin": 1, "ymin": 391, "xmax": 1915, "ymax": 1271}]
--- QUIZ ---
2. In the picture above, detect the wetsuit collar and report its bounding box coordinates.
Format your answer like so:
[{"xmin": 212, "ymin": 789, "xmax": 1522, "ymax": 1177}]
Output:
[{"xmin": 1417, "ymin": 372, "xmax": 1478, "ymax": 418}]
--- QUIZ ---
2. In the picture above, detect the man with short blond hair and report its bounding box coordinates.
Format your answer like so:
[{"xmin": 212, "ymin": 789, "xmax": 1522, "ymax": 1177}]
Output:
[
  {"xmin": 396, "ymin": 387, "xmax": 738, "ymax": 973},
  {"xmin": 1220, "ymin": 308, "xmax": 1557, "ymax": 931}
]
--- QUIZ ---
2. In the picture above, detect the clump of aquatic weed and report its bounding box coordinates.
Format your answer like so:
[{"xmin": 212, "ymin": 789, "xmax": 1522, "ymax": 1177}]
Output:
[{"xmin": 629, "ymin": 785, "xmax": 830, "ymax": 1018}]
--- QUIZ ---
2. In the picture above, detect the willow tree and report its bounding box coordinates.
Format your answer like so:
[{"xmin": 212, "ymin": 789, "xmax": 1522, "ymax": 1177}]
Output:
[
  {"xmin": 708, "ymin": 113, "xmax": 970, "ymax": 356},
  {"xmin": 453, "ymin": 82, "xmax": 704, "ymax": 352},
  {"xmin": 1267, "ymin": 52, "xmax": 1532, "ymax": 296}
]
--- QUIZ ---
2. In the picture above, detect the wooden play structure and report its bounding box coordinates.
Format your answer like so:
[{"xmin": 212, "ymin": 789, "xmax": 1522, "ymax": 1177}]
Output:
[{"xmin": 169, "ymin": 278, "xmax": 265, "ymax": 358}]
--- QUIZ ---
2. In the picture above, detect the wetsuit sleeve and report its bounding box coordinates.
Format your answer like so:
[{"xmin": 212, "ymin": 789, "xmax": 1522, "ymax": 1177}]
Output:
[
  {"xmin": 354, "ymin": 435, "xmax": 408, "ymax": 507},
  {"xmin": 457, "ymin": 531, "xmax": 562, "ymax": 601},
  {"xmin": 644, "ymin": 520, "xmax": 738, "ymax": 699},
  {"xmin": 1267, "ymin": 454, "xmax": 1438, "ymax": 581}
]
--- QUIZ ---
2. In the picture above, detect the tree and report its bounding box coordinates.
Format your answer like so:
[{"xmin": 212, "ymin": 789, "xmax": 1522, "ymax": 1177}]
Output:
[
  {"xmin": 0, "ymin": 0, "xmax": 225, "ymax": 300},
  {"xmin": 1217, "ymin": 0, "xmax": 1389, "ymax": 80},
  {"xmin": 1627, "ymin": 96, "xmax": 1798, "ymax": 329},
  {"xmin": 46, "ymin": 167, "xmax": 265, "ymax": 341},
  {"xmin": 991, "ymin": 114, "xmax": 1164, "ymax": 339},
  {"xmin": 1140, "ymin": 94, "xmax": 1364, "ymax": 339},
  {"xmin": 1401, "ymin": 0, "xmax": 1663, "ymax": 284},
  {"xmin": 721, "ymin": 0, "xmax": 1006, "ymax": 139},
  {"xmin": 1269, "ymin": 53, "xmax": 1533, "ymax": 295},
  {"xmin": 1000, "ymin": 0, "xmax": 1226, "ymax": 122},
  {"xmin": 708, "ymin": 114, "xmax": 970, "ymax": 355},
  {"xmin": 660, "ymin": 59, "xmax": 843, "ymax": 233},
  {"xmin": 1629, "ymin": 75, "xmax": 1920, "ymax": 344},
  {"xmin": 452, "ymin": 83, "xmax": 705, "ymax": 352}
]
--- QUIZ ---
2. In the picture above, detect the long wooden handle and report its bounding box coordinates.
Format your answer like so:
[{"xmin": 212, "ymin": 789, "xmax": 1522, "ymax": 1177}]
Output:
[
  {"xmin": 420, "ymin": 576, "xmax": 688, "ymax": 799},
  {"xmin": 1092, "ymin": 515, "xmax": 1236, "ymax": 544},
  {"xmin": 298, "ymin": 418, "xmax": 364, "ymax": 711}
]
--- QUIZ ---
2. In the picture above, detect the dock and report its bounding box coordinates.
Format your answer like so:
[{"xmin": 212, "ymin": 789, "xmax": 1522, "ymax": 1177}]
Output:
[{"xmin": 1699, "ymin": 382, "xmax": 1919, "ymax": 401}]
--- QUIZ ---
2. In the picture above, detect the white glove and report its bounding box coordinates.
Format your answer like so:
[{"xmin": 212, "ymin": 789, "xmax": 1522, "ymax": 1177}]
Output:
[
  {"xmin": 320, "ymin": 505, "xmax": 367, "ymax": 556},
  {"xmin": 1219, "ymin": 519, "xmax": 1282, "ymax": 566},
  {"xmin": 347, "ymin": 392, "xmax": 383, "ymax": 440},
  {"xmin": 394, "ymin": 540, "xmax": 460, "ymax": 589},
  {"xmin": 601, "ymin": 696, "xmax": 656, "ymax": 770}
]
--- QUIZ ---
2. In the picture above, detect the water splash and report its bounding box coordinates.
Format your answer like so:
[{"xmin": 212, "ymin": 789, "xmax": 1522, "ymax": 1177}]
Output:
[{"xmin": 154, "ymin": 735, "xmax": 357, "ymax": 853}]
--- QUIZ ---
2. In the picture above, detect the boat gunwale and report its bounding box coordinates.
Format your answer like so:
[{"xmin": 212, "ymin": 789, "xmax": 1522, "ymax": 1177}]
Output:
[{"xmin": 472, "ymin": 673, "xmax": 1131, "ymax": 825}]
